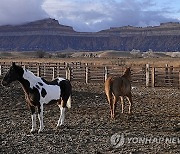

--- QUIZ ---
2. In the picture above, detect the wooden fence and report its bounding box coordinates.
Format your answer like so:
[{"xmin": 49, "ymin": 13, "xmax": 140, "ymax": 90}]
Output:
[{"xmin": 0, "ymin": 62, "xmax": 180, "ymax": 88}]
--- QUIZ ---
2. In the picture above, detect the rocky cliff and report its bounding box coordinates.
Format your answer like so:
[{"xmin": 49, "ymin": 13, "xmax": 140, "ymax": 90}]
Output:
[{"xmin": 0, "ymin": 18, "xmax": 179, "ymax": 51}]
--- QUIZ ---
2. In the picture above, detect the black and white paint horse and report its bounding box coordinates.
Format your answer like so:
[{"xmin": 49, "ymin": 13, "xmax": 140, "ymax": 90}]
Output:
[{"xmin": 2, "ymin": 62, "xmax": 72, "ymax": 133}]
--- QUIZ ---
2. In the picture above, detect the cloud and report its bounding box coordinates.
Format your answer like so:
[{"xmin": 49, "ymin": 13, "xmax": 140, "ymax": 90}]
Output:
[
  {"xmin": 42, "ymin": 0, "xmax": 180, "ymax": 32},
  {"xmin": 0, "ymin": 0, "xmax": 48, "ymax": 25},
  {"xmin": 0, "ymin": 0, "xmax": 179, "ymax": 31}
]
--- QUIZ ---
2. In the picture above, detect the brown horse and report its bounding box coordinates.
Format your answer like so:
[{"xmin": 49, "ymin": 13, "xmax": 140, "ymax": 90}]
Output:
[{"xmin": 105, "ymin": 67, "xmax": 132, "ymax": 119}]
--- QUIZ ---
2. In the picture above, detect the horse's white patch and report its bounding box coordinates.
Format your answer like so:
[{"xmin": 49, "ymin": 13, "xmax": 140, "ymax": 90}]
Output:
[
  {"xmin": 23, "ymin": 69, "xmax": 42, "ymax": 89},
  {"xmin": 131, "ymin": 86, "xmax": 137, "ymax": 90},
  {"xmin": 57, "ymin": 106, "xmax": 65, "ymax": 127},
  {"xmin": 57, "ymin": 77, "xmax": 65, "ymax": 84},
  {"xmin": 23, "ymin": 69, "xmax": 66, "ymax": 105},
  {"xmin": 39, "ymin": 84, "xmax": 61, "ymax": 104},
  {"xmin": 30, "ymin": 114, "xmax": 36, "ymax": 132},
  {"xmin": 67, "ymin": 96, "xmax": 71, "ymax": 108},
  {"xmin": 38, "ymin": 105, "xmax": 44, "ymax": 133}
]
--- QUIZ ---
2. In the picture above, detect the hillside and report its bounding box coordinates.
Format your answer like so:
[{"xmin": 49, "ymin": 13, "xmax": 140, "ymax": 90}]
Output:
[{"xmin": 0, "ymin": 18, "xmax": 179, "ymax": 51}]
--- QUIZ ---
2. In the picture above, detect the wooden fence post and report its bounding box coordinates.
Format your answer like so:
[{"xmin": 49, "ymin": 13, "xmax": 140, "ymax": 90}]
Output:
[
  {"xmin": 146, "ymin": 64, "xmax": 150, "ymax": 87},
  {"xmin": 57, "ymin": 63, "xmax": 60, "ymax": 77},
  {"xmin": 179, "ymin": 71, "xmax": 180, "ymax": 89},
  {"xmin": 0, "ymin": 64, "xmax": 2, "ymax": 76},
  {"xmin": 65, "ymin": 63, "xmax": 71, "ymax": 81},
  {"xmin": 65, "ymin": 63, "xmax": 68, "ymax": 79},
  {"xmin": 43, "ymin": 64, "xmax": 46, "ymax": 77},
  {"xmin": 52, "ymin": 67, "xmax": 55, "ymax": 80},
  {"xmin": 151, "ymin": 67, "xmax": 155, "ymax": 87},
  {"xmin": 85, "ymin": 63, "xmax": 89, "ymax": 83},
  {"xmin": 165, "ymin": 64, "xmax": 168, "ymax": 84},
  {"xmin": 37, "ymin": 64, "xmax": 40, "ymax": 77},
  {"xmin": 23, "ymin": 65, "xmax": 26, "ymax": 69},
  {"xmin": 66, "ymin": 66, "xmax": 71, "ymax": 81},
  {"xmin": 104, "ymin": 66, "xmax": 108, "ymax": 82},
  {"xmin": 169, "ymin": 66, "xmax": 173, "ymax": 86},
  {"xmin": 69, "ymin": 67, "xmax": 71, "ymax": 81}
]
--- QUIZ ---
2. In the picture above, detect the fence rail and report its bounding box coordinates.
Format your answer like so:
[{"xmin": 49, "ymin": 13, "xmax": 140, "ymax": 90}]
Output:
[{"xmin": 0, "ymin": 62, "xmax": 179, "ymax": 88}]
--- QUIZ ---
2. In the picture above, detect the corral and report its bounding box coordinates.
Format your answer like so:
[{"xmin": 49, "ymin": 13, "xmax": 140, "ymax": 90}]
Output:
[
  {"xmin": 0, "ymin": 61, "xmax": 180, "ymax": 88},
  {"xmin": 0, "ymin": 58, "xmax": 180, "ymax": 154},
  {"xmin": 0, "ymin": 82, "xmax": 180, "ymax": 153}
]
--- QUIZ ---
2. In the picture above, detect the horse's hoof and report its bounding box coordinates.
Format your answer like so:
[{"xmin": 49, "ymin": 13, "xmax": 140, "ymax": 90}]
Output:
[
  {"xmin": 111, "ymin": 116, "xmax": 115, "ymax": 120},
  {"xmin": 38, "ymin": 129, "xmax": 44, "ymax": 134},
  {"xmin": 56, "ymin": 124, "xmax": 66, "ymax": 129},
  {"xmin": 56, "ymin": 124, "xmax": 62, "ymax": 128},
  {"xmin": 30, "ymin": 129, "xmax": 36, "ymax": 134},
  {"xmin": 56, "ymin": 125, "xmax": 61, "ymax": 129}
]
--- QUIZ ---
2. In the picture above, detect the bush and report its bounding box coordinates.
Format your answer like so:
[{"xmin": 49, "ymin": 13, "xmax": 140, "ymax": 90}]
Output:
[{"xmin": 36, "ymin": 50, "xmax": 46, "ymax": 58}]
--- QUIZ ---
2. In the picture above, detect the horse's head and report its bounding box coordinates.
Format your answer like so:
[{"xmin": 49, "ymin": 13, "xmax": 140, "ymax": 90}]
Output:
[
  {"xmin": 123, "ymin": 67, "xmax": 131, "ymax": 80},
  {"xmin": 2, "ymin": 62, "xmax": 24, "ymax": 86}
]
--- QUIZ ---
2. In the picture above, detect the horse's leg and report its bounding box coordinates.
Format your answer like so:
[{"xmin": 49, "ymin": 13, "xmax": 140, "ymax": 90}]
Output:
[
  {"xmin": 105, "ymin": 83, "xmax": 113, "ymax": 119},
  {"xmin": 37, "ymin": 104, "xmax": 44, "ymax": 133},
  {"xmin": 120, "ymin": 96, "xmax": 124, "ymax": 113},
  {"xmin": 30, "ymin": 105, "xmax": 36, "ymax": 133},
  {"xmin": 107, "ymin": 95, "xmax": 113, "ymax": 119},
  {"xmin": 112, "ymin": 95, "xmax": 118, "ymax": 119},
  {"xmin": 60, "ymin": 106, "xmax": 66, "ymax": 126},
  {"xmin": 109, "ymin": 101, "xmax": 113, "ymax": 119},
  {"xmin": 126, "ymin": 93, "xmax": 133, "ymax": 114},
  {"xmin": 57, "ymin": 99, "xmax": 66, "ymax": 127}
]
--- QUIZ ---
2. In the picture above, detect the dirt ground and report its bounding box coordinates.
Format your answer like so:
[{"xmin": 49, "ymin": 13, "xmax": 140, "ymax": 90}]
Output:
[{"xmin": 0, "ymin": 81, "xmax": 180, "ymax": 154}]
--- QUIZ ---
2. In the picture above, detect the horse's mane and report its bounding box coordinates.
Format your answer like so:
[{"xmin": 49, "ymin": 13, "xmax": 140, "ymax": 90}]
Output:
[{"xmin": 122, "ymin": 67, "xmax": 131, "ymax": 80}]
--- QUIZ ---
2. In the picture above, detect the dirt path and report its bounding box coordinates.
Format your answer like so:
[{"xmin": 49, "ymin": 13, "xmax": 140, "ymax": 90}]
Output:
[{"xmin": 0, "ymin": 82, "xmax": 180, "ymax": 153}]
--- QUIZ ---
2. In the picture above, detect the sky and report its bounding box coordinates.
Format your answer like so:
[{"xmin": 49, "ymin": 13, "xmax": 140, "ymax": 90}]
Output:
[{"xmin": 0, "ymin": 0, "xmax": 179, "ymax": 32}]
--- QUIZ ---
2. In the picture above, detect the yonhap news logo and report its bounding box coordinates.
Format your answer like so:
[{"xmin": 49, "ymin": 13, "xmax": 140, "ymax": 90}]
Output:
[
  {"xmin": 111, "ymin": 133, "xmax": 125, "ymax": 148},
  {"xmin": 111, "ymin": 133, "xmax": 180, "ymax": 148}
]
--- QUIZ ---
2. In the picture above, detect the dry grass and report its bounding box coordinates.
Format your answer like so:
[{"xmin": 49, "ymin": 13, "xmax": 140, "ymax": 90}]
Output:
[
  {"xmin": 126, "ymin": 58, "xmax": 180, "ymax": 67},
  {"xmin": 0, "ymin": 51, "xmax": 180, "ymax": 67}
]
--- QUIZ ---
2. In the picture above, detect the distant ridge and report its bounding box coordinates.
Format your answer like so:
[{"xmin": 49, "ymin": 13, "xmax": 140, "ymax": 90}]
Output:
[
  {"xmin": 0, "ymin": 18, "xmax": 179, "ymax": 51},
  {"xmin": 0, "ymin": 18, "xmax": 75, "ymax": 33}
]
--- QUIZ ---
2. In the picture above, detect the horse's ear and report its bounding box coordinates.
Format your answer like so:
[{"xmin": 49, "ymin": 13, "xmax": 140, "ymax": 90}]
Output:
[
  {"xmin": 127, "ymin": 66, "xmax": 131, "ymax": 70},
  {"xmin": 125, "ymin": 67, "xmax": 131, "ymax": 70},
  {"xmin": 12, "ymin": 62, "xmax": 16, "ymax": 67},
  {"xmin": 12, "ymin": 62, "xmax": 16, "ymax": 68}
]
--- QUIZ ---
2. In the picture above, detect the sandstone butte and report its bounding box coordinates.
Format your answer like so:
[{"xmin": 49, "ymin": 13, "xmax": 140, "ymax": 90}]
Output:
[{"xmin": 0, "ymin": 18, "xmax": 179, "ymax": 51}]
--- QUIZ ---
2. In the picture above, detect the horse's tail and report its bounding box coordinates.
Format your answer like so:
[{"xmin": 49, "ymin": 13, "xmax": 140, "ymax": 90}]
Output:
[
  {"xmin": 66, "ymin": 95, "xmax": 71, "ymax": 109},
  {"xmin": 66, "ymin": 79, "xmax": 72, "ymax": 109},
  {"xmin": 105, "ymin": 76, "xmax": 113, "ymax": 104}
]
